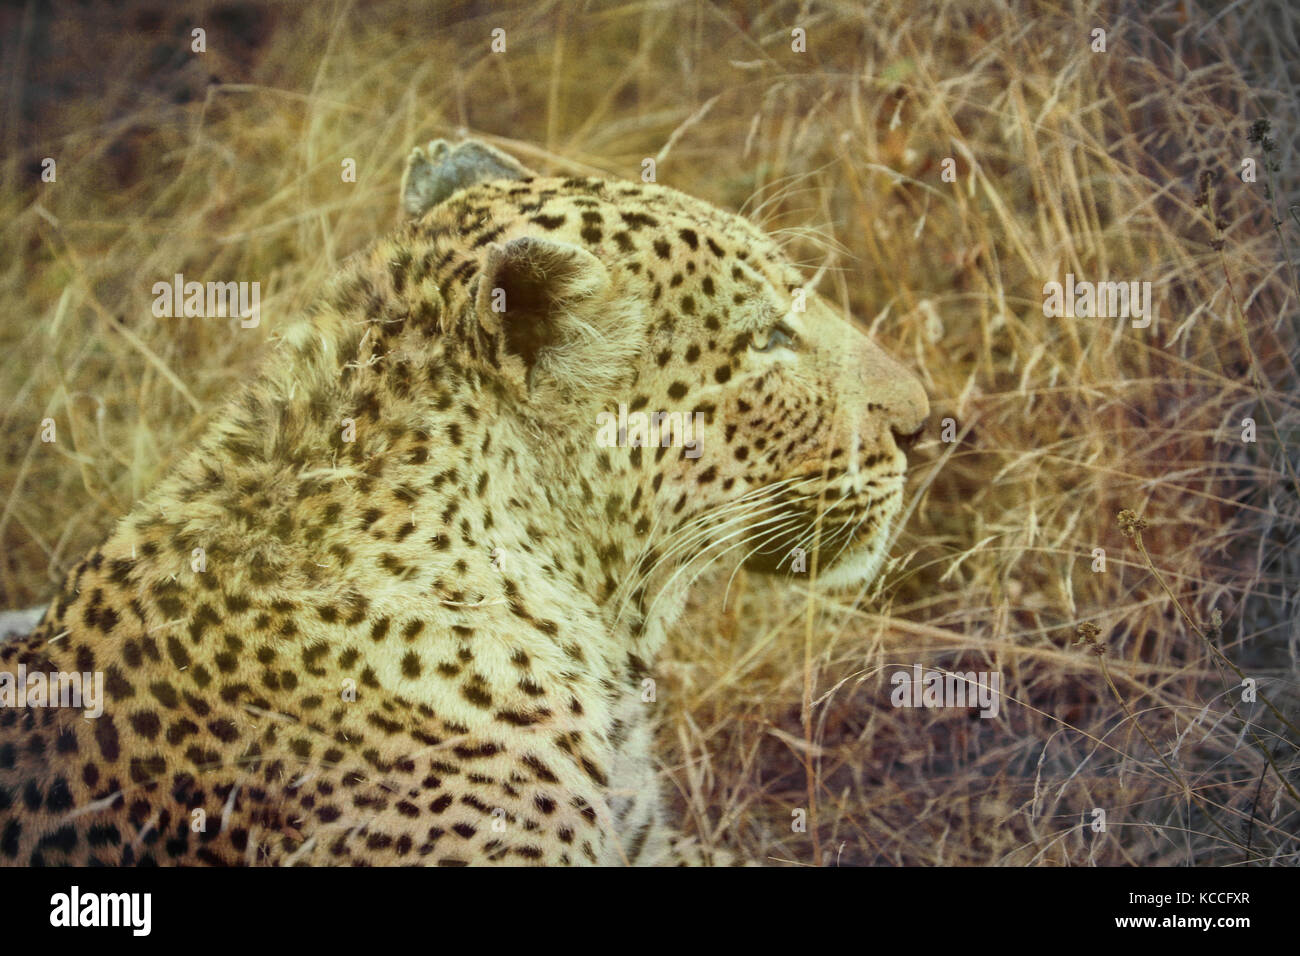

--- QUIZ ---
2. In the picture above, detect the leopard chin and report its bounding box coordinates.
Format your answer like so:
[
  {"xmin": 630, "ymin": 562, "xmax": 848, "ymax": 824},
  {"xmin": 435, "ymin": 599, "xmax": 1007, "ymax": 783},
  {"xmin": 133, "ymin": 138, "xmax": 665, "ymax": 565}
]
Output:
[
  {"xmin": 810, "ymin": 537, "xmax": 891, "ymax": 589},
  {"xmin": 742, "ymin": 532, "xmax": 889, "ymax": 585},
  {"xmin": 739, "ymin": 493, "xmax": 901, "ymax": 587}
]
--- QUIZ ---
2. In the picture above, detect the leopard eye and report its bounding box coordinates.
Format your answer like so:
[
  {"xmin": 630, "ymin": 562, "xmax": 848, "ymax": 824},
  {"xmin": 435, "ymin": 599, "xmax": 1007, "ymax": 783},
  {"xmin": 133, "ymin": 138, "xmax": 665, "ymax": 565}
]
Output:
[{"xmin": 750, "ymin": 321, "xmax": 797, "ymax": 353}]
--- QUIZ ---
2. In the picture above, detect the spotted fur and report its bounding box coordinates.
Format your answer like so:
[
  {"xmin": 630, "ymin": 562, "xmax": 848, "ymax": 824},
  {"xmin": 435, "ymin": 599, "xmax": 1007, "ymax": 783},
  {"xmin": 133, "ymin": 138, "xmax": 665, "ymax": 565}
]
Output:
[{"xmin": 0, "ymin": 139, "xmax": 928, "ymax": 865}]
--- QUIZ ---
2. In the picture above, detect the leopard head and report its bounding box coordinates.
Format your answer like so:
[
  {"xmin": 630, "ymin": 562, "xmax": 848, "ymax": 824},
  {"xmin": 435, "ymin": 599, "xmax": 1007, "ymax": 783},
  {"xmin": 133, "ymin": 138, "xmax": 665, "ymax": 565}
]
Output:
[{"xmin": 400, "ymin": 140, "xmax": 929, "ymax": 613}]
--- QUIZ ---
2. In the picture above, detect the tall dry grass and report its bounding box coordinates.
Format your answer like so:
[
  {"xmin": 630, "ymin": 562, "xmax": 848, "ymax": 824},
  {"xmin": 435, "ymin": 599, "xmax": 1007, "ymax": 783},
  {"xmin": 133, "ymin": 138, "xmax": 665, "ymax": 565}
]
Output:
[{"xmin": 0, "ymin": 0, "xmax": 1296, "ymax": 864}]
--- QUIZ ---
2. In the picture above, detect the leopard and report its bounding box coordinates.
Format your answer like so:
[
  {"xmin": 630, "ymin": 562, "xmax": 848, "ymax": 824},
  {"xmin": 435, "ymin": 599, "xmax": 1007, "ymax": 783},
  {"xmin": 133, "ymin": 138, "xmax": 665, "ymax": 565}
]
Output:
[{"xmin": 0, "ymin": 138, "xmax": 929, "ymax": 866}]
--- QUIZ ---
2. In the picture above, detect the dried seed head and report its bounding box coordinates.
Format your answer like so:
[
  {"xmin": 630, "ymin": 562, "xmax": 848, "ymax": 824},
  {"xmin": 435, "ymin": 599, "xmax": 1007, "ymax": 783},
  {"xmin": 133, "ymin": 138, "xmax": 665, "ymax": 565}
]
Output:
[
  {"xmin": 1117, "ymin": 509, "xmax": 1148, "ymax": 540},
  {"xmin": 1074, "ymin": 621, "xmax": 1105, "ymax": 656},
  {"xmin": 1207, "ymin": 607, "xmax": 1223, "ymax": 640}
]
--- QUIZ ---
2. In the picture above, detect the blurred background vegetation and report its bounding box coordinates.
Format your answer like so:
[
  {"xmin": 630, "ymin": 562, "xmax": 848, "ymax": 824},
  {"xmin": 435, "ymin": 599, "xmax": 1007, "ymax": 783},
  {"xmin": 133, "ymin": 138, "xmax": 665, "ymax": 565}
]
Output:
[{"xmin": 1, "ymin": 0, "xmax": 1296, "ymax": 864}]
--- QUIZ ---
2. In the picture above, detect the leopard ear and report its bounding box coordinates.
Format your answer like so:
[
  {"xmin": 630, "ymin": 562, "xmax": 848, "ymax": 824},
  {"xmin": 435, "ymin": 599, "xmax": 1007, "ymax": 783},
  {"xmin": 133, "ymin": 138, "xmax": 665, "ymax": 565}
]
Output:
[
  {"xmin": 401, "ymin": 139, "xmax": 535, "ymax": 220},
  {"xmin": 474, "ymin": 236, "xmax": 610, "ymax": 373}
]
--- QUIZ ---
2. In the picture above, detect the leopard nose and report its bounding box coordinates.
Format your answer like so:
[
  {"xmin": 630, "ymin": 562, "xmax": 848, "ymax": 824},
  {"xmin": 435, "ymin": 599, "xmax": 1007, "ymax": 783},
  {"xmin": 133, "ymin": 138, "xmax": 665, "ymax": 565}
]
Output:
[
  {"xmin": 860, "ymin": 346, "xmax": 930, "ymax": 439},
  {"xmin": 892, "ymin": 420, "xmax": 926, "ymax": 451}
]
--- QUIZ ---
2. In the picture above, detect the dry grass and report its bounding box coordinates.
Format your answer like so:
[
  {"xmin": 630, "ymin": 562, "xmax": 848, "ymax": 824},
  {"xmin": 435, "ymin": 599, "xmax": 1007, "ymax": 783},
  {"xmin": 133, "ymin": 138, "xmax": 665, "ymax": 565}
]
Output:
[{"xmin": 1, "ymin": 0, "xmax": 1297, "ymax": 865}]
